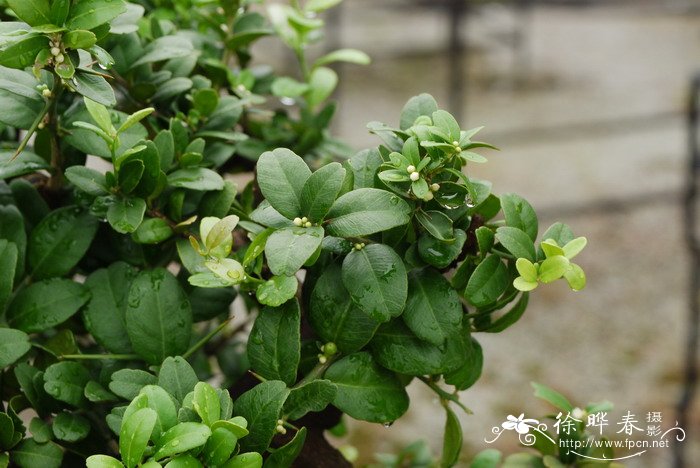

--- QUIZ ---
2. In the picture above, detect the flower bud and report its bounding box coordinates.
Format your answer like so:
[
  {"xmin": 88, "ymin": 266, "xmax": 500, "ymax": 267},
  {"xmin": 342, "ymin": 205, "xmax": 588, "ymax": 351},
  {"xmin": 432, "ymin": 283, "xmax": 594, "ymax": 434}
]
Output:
[
  {"xmin": 452, "ymin": 141, "xmax": 460, "ymax": 146},
  {"xmin": 304, "ymin": 221, "xmax": 312, "ymax": 228},
  {"xmin": 50, "ymin": 47, "xmax": 61, "ymax": 56},
  {"xmin": 323, "ymin": 342, "xmax": 337, "ymax": 356},
  {"xmin": 423, "ymin": 192, "xmax": 434, "ymax": 201},
  {"xmin": 430, "ymin": 183, "xmax": 440, "ymax": 192},
  {"xmin": 318, "ymin": 355, "xmax": 327, "ymax": 364},
  {"xmin": 293, "ymin": 217, "xmax": 302, "ymax": 226},
  {"xmin": 42, "ymin": 89, "xmax": 52, "ymax": 98},
  {"xmin": 406, "ymin": 165, "xmax": 416, "ymax": 173},
  {"xmin": 301, "ymin": 217, "xmax": 308, "ymax": 223},
  {"xmin": 409, "ymin": 172, "xmax": 420, "ymax": 182},
  {"xmin": 55, "ymin": 54, "xmax": 65, "ymax": 64}
]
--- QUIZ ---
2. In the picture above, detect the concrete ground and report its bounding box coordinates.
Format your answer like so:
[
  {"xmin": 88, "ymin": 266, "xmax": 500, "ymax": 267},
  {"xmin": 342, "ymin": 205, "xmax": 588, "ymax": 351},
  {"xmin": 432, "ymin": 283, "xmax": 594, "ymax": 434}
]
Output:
[{"xmin": 283, "ymin": 1, "xmax": 700, "ymax": 466}]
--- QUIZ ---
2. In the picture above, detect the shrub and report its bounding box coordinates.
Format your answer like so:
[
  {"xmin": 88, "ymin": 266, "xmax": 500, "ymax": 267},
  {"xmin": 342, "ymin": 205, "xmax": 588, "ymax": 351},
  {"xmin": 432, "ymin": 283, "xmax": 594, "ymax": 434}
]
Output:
[{"xmin": 0, "ymin": 0, "xmax": 587, "ymax": 466}]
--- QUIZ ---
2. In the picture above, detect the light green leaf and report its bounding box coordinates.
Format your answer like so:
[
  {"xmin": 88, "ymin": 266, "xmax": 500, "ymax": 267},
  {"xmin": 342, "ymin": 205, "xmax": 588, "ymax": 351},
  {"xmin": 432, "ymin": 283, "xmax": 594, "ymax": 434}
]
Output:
[
  {"xmin": 158, "ymin": 357, "xmax": 198, "ymax": 402},
  {"xmin": 538, "ymin": 255, "xmax": 570, "ymax": 283},
  {"xmin": 256, "ymin": 148, "xmax": 311, "ymax": 219},
  {"xmin": 400, "ymin": 93, "xmax": 438, "ymax": 130},
  {"xmin": 68, "ymin": 0, "xmax": 127, "ymax": 31},
  {"xmin": 120, "ymin": 408, "xmax": 157, "ymax": 468},
  {"xmin": 531, "ymin": 382, "xmax": 574, "ymax": 412},
  {"xmin": 315, "ymin": 48, "xmax": 370, "ymax": 67},
  {"xmin": 86, "ymin": 455, "xmax": 124, "ymax": 468},
  {"xmin": 193, "ymin": 382, "xmax": 220, "ymax": 427},
  {"xmin": 501, "ymin": 193, "xmax": 538, "ymax": 241},
  {"xmin": 271, "ymin": 77, "xmax": 309, "ymax": 98},
  {"xmin": 204, "ymin": 427, "xmax": 238, "ymax": 466},
  {"xmin": 109, "ymin": 369, "xmax": 157, "ymax": 400},
  {"xmin": 515, "ymin": 258, "xmax": 537, "ymax": 282},
  {"xmin": 305, "ymin": 0, "xmax": 343, "ymax": 12},
  {"xmin": 564, "ymin": 263, "xmax": 586, "ymax": 291},
  {"xmin": 432, "ymin": 110, "xmax": 461, "ymax": 142},
  {"xmin": 563, "ymin": 237, "xmax": 587, "ymax": 259},
  {"xmin": 256, "ymin": 275, "xmax": 298, "ymax": 307},
  {"xmin": 305, "ymin": 66, "xmax": 337, "ymax": 108},
  {"xmin": 154, "ymin": 423, "xmax": 212, "ymax": 460}
]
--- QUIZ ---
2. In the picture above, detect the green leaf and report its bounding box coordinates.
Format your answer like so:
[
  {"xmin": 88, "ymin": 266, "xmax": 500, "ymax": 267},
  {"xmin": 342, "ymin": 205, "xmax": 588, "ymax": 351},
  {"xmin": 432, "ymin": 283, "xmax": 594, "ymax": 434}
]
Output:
[
  {"xmin": 315, "ymin": 48, "xmax": 370, "ymax": 67},
  {"xmin": 403, "ymin": 268, "xmax": 462, "ymax": 346},
  {"xmin": 0, "ymin": 328, "xmax": 31, "ymax": 368},
  {"xmin": 328, "ymin": 352, "xmax": 409, "ymax": 424},
  {"xmin": 132, "ymin": 218, "xmax": 173, "ymax": 244},
  {"xmin": 0, "ymin": 35, "xmax": 49, "ymax": 69},
  {"xmin": 204, "ymin": 427, "xmax": 238, "ymax": 466},
  {"xmin": 326, "ymin": 188, "xmax": 411, "ymax": 237},
  {"xmin": 265, "ymin": 226, "xmax": 323, "ymax": 276},
  {"xmin": 417, "ymin": 229, "xmax": 467, "ymax": 269},
  {"xmin": 432, "ymin": 110, "xmax": 461, "ymax": 142},
  {"xmin": 193, "ymin": 89, "xmax": 218, "ymax": 117},
  {"xmin": 564, "ymin": 263, "xmax": 586, "ymax": 291},
  {"xmin": 264, "ymin": 426, "xmax": 307, "ymax": 468},
  {"xmin": 126, "ymin": 268, "xmax": 192, "ymax": 365},
  {"xmin": 29, "ymin": 417, "xmax": 53, "ymax": 443},
  {"xmin": 0, "ymin": 240, "xmax": 18, "ymax": 312},
  {"xmin": 0, "ymin": 205, "xmax": 25, "ymax": 282},
  {"xmin": 531, "ymin": 382, "xmax": 574, "ymax": 412},
  {"xmin": 119, "ymin": 108, "xmax": 155, "ymax": 134},
  {"xmin": 140, "ymin": 385, "xmax": 178, "ymax": 440},
  {"xmin": 232, "ymin": 380, "xmax": 289, "ymax": 453},
  {"xmin": 65, "ymin": 166, "xmax": 109, "ymax": 195},
  {"xmin": 154, "ymin": 422, "xmax": 211, "ymax": 460},
  {"xmin": 83, "ymin": 262, "xmax": 136, "ymax": 354},
  {"xmin": 349, "ymin": 148, "xmax": 382, "ymax": 189},
  {"xmin": 563, "ymin": 237, "xmax": 587, "ymax": 259},
  {"xmin": 221, "ymin": 453, "xmax": 263, "ymax": 468},
  {"xmin": 43, "ymin": 361, "xmax": 90, "ymax": 406},
  {"xmin": 371, "ymin": 319, "xmax": 465, "ymax": 376},
  {"xmin": 52, "ymin": 412, "xmax": 90, "ymax": 442},
  {"xmin": 441, "ymin": 406, "xmax": 462, "ymax": 468},
  {"xmin": 415, "ymin": 210, "xmax": 454, "ymax": 241},
  {"xmin": 132, "ymin": 35, "xmax": 194, "ymax": 68},
  {"xmin": 538, "ymin": 255, "xmax": 570, "ymax": 283},
  {"xmin": 475, "ymin": 226, "xmax": 494, "ymax": 257},
  {"xmin": 444, "ymin": 336, "xmax": 483, "ymax": 390},
  {"xmin": 120, "ymin": 408, "xmax": 157, "ymax": 468},
  {"xmin": 305, "ymin": 66, "xmax": 337, "ymax": 108},
  {"xmin": 6, "ymin": 0, "xmax": 50, "ymax": 26},
  {"xmin": 153, "ymin": 131, "xmax": 172, "ymax": 170},
  {"xmin": 470, "ymin": 449, "xmax": 502, "ymax": 468},
  {"xmin": 63, "ymin": 30, "xmax": 96, "ymax": 49},
  {"xmin": 501, "ymin": 193, "xmax": 538, "ymax": 241},
  {"xmin": 84, "ymin": 380, "xmax": 118, "ymax": 403},
  {"xmin": 309, "ymin": 264, "xmax": 380, "ymax": 353},
  {"xmin": 109, "ymin": 369, "xmax": 156, "ymax": 400},
  {"xmin": 0, "ymin": 68, "xmax": 44, "ymax": 129},
  {"xmin": 540, "ymin": 239, "xmax": 564, "ymax": 259},
  {"xmin": 0, "ymin": 150, "xmax": 50, "ymax": 180},
  {"xmin": 158, "ymin": 357, "xmax": 198, "ymax": 402},
  {"xmin": 270, "ymin": 77, "xmax": 309, "ymax": 98},
  {"xmin": 283, "ymin": 379, "xmax": 337, "ymax": 420},
  {"xmin": 28, "ymin": 205, "xmax": 98, "ymax": 279},
  {"xmin": 193, "ymin": 382, "xmax": 220, "ymax": 427},
  {"xmin": 515, "ymin": 258, "xmax": 537, "ymax": 282},
  {"xmin": 73, "ymin": 71, "xmax": 117, "ymax": 106},
  {"xmin": 118, "ymin": 159, "xmax": 144, "ymax": 193},
  {"xmin": 7, "ymin": 278, "xmax": 89, "ymax": 333},
  {"xmin": 248, "ymin": 300, "xmax": 301, "ymax": 386},
  {"xmin": 482, "ymin": 293, "xmax": 529, "ymax": 333},
  {"xmin": 341, "ymin": 244, "xmax": 407, "ymax": 322},
  {"xmin": 167, "ymin": 168, "xmax": 224, "ymax": 191},
  {"xmin": 257, "ymin": 148, "xmax": 311, "ymax": 219},
  {"xmin": 107, "ymin": 197, "xmax": 146, "ymax": 234},
  {"xmin": 464, "ymin": 255, "xmax": 509, "ymax": 308},
  {"xmin": 305, "ymin": 0, "xmax": 343, "ymax": 12},
  {"xmin": 256, "ymin": 275, "xmax": 298, "ymax": 307},
  {"xmin": 495, "ymin": 226, "xmax": 536, "ymax": 262},
  {"xmin": 68, "ymin": 0, "xmax": 127, "ymax": 30},
  {"xmin": 151, "ymin": 77, "xmax": 193, "ymax": 103},
  {"xmin": 400, "ymin": 93, "xmax": 438, "ymax": 130},
  {"xmin": 65, "ymin": 107, "xmax": 147, "ymax": 158},
  {"xmin": 11, "ymin": 439, "xmax": 62, "ymax": 468},
  {"xmin": 300, "ymin": 162, "xmax": 346, "ymax": 222},
  {"xmin": 86, "ymin": 455, "xmax": 124, "ymax": 468}
]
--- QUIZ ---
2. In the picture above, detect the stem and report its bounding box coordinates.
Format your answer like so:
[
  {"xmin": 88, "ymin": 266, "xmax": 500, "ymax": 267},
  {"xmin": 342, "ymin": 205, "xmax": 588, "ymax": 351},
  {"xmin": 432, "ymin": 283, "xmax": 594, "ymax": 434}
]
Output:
[
  {"xmin": 294, "ymin": 46, "xmax": 311, "ymax": 82},
  {"xmin": 11, "ymin": 101, "xmax": 50, "ymax": 161},
  {"xmin": 418, "ymin": 376, "xmax": 472, "ymax": 414},
  {"xmin": 294, "ymin": 354, "xmax": 337, "ymax": 388},
  {"xmin": 47, "ymin": 80, "xmax": 65, "ymax": 191},
  {"xmin": 59, "ymin": 354, "xmax": 139, "ymax": 361},
  {"xmin": 182, "ymin": 318, "xmax": 232, "ymax": 359}
]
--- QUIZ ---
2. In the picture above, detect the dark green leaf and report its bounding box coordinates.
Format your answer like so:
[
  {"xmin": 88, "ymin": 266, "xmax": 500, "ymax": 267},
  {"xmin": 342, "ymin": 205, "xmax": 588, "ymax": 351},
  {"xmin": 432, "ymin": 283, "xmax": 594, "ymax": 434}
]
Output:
[
  {"xmin": 501, "ymin": 193, "xmax": 538, "ymax": 241},
  {"xmin": 0, "ymin": 35, "xmax": 49, "ymax": 69},
  {"xmin": 309, "ymin": 264, "xmax": 380, "ymax": 353},
  {"xmin": 43, "ymin": 361, "xmax": 90, "ymax": 406},
  {"xmin": 52, "ymin": 412, "xmax": 90, "ymax": 442},
  {"xmin": 29, "ymin": 418, "xmax": 53, "ymax": 443},
  {"xmin": 65, "ymin": 166, "xmax": 108, "ymax": 195},
  {"xmin": 349, "ymin": 148, "xmax": 382, "ymax": 189},
  {"xmin": 481, "ymin": 293, "xmax": 529, "ymax": 333},
  {"xmin": 63, "ymin": 30, "xmax": 96, "ymax": 49},
  {"xmin": 371, "ymin": 319, "xmax": 465, "ymax": 376},
  {"xmin": 341, "ymin": 244, "xmax": 407, "ymax": 322},
  {"xmin": 441, "ymin": 406, "xmax": 462, "ymax": 468},
  {"xmin": 300, "ymin": 162, "xmax": 346, "ymax": 222},
  {"xmin": 107, "ymin": 197, "xmax": 146, "ymax": 234},
  {"xmin": 126, "ymin": 269, "xmax": 192, "ymax": 365},
  {"xmin": 67, "ymin": 0, "xmax": 127, "ymax": 30},
  {"xmin": 158, "ymin": 357, "xmax": 198, "ymax": 402},
  {"xmin": 403, "ymin": 268, "xmax": 462, "ymax": 346},
  {"xmin": 28, "ymin": 205, "xmax": 98, "ymax": 279},
  {"xmin": 326, "ymin": 188, "xmax": 411, "ymax": 237},
  {"xmin": 416, "ymin": 210, "xmax": 453, "ymax": 241},
  {"xmin": 417, "ymin": 229, "xmax": 466, "ymax": 269},
  {"xmin": 248, "ymin": 300, "xmax": 301, "ymax": 386},
  {"xmin": 73, "ymin": 71, "xmax": 116, "ymax": 106},
  {"xmin": 444, "ymin": 337, "xmax": 483, "ymax": 390},
  {"xmin": 0, "ymin": 150, "xmax": 50, "ymax": 180},
  {"xmin": 264, "ymin": 226, "xmax": 323, "ymax": 276},
  {"xmin": 0, "ymin": 328, "xmax": 31, "ymax": 368},
  {"xmin": 264, "ymin": 426, "xmax": 307, "ymax": 468},
  {"xmin": 7, "ymin": 278, "xmax": 89, "ymax": 333},
  {"xmin": 495, "ymin": 226, "xmax": 536, "ymax": 262},
  {"xmin": 109, "ymin": 369, "xmax": 157, "ymax": 400},
  {"xmin": 132, "ymin": 36, "xmax": 194, "ymax": 68},
  {"xmin": 257, "ymin": 148, "xmax": 311, "ymax": 219},
  {"xmin": 464, "ymin": 255, "xmax": 509, "ymax": 308},
  {"xmin": 0, "ymin": 240, "xmax": 18, "ymax": 312},
  {"xmin": 0, "ymin": 67, "xmax": 44, "ymax": 129},
  {"xmin": 11, "ymin": 439, "xmax": 62, "ymax": 468},
  {"xmin": 0, "ymin": 204, "xmax": 26, "ymax": 282},
  {"xmin": 325, "ymin": 352, "xmax": 409, "ymax": 423},
  {"xmin": 232, "ymin": 380, "xmax": 289, "ymax": 453},
  {"xmin": 283, "ymin": 379, "xmax": 337, "ymax": 420}
]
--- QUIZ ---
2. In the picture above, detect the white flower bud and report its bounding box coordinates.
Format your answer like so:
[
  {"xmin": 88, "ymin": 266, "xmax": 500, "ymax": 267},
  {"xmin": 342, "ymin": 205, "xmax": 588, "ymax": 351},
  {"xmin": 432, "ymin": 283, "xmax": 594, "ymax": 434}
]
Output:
[
  {"xmin": 430, "ymin": 183, "xmax": 440, "ymax": 192},
  {"xmin": 318, "ymin": 355, "xmax": 327, "ymax": 364},
  {"xmin": 406, "ymin": 165, "xmax": 416, "ymax": 173},
  {"xmin": 301, "ymin": 217, "xmax": 308, "ymax": 223},
  {"xmin": 42, "ymin": 89, "xmax": 52, "ymax": 98},
  {"xmin": 276, "ymin": 425, "xmax": 286, "ymax": 434},
  {"xmin": 293, "ymin": 217, "xmax": 302, "ymax": 226},
  {"xmin": 51, "ymin": 47, "xmax": 61, "ymax": 56},
  {"xmin": 452, "ymin": 141, "xmax": 460, "ymax": 146},
  {"xmin": 409, "ymin": 172, "xmax": 420, "ymax": 182},
  {"xmin": 54, "ymin": 54, "xmax": 65, "ymax": 64},
  {"xmin": 423, "ymin": 192, "xmax": 434, "ymax": 201},
  {"xmin": 304, "ymin": 221, "xmax": 312, "ymax": 228}
]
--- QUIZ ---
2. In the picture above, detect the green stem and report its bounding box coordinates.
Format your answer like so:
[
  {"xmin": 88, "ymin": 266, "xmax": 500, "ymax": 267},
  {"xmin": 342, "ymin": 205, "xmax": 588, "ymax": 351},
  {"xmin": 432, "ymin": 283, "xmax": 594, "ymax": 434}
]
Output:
[
  {"xmin": 60, "ymin": 354, "xmax": 139, "ymax": 361},
  {"xmin": 11, "ymin": 100, "xmax": 50, "ymax": 161},
  {"xmin": 418, "ymin": 376, "xmax": 472, "ymax": 414},
  {"xmin": 46, "ymin": 80, "xmax": 65, "ymax": 190},
  {"xmin": 182, "ymin": 318, "xmax": 232, "ymax": 359},
  {"xmin": 294, "ymin": 354, "xmax": 337, "ymax": 388}
]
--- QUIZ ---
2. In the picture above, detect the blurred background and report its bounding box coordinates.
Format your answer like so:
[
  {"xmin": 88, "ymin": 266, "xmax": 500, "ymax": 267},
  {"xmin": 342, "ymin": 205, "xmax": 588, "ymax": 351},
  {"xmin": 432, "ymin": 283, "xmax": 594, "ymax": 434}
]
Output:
[{"xmin": 260, "ymin": 0, "xmax": 700, "ymax": 465}]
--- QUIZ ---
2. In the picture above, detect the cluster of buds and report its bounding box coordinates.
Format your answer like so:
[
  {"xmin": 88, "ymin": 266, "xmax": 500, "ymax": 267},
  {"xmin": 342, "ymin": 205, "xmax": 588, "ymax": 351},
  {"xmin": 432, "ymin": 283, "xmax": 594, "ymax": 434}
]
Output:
[
  {"xmin": 49, "ymin": 38, "xmax": 65, "ymax": 65},
  {"xmin": 317, "ymin": 342, "xmax": 337, "ymax": 364},
  {"xmin": 353, "ymin": 242, "xmax": 366, "ymax": 251},
  {"xmin": 275, "ymin": 419, "xmax": 287, "ymax": 435},
  {"xmin": 293, "ymin": 216, "xmax": 313, "ymax": 228},
  {"xmin": 452, "ymin": 140, "xmax": 462, "ymax": 152},
  {"xmin": 406, "ymin": 165, "xmax": 420, "ymax": 181},
  {"xmin": 35, "ymin": 83, "xmax": 52, "ymax": 99}
]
